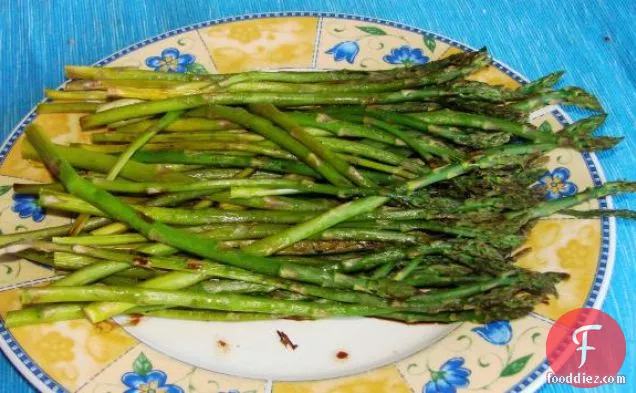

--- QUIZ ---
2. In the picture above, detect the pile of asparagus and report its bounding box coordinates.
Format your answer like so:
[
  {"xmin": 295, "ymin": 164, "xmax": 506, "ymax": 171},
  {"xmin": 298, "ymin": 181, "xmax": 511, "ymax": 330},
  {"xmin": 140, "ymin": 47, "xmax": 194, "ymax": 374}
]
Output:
[{"xmin": 3, "ymin": 48, "xmax": 634, "ymax": 328}]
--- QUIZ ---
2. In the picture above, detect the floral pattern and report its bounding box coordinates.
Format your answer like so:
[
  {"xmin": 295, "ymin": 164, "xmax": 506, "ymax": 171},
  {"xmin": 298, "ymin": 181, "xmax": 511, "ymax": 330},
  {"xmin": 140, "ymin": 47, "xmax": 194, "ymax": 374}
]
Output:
[
  {"xmin": 146, "ymin": 48, "xmax": 195, "ymax": 73},
  {"xmin": 325, "ymin": 41, "xmax": 360, "ymax": 64},
  {"xmin": 534, "ymin": 167, "xmax": 578, "ymax": 200},
  {"xmin": 471, "ymin": 321, "xmax": 513, "ymax": 346},
  {"xmin": 11, "ymin": 193, "xmax": 45, "ymax": 222},
  {"xmin": 383, "ymin": 45, "xmax": 429, "ymax": 65},
  {"xmin": 122, "ymin": 353, "xmax": 184, "ymax": 393},
  {"xmin": 423, "ymin": 358, "xmax": 471, "ymax": 393}
]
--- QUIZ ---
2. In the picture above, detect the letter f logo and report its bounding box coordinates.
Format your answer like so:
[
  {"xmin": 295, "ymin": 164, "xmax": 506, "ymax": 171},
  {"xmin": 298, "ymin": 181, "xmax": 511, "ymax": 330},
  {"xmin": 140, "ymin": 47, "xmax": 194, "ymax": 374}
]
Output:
[{"xmin": 572, "ymin": 324, "xmax": 602, "ymax": 368}]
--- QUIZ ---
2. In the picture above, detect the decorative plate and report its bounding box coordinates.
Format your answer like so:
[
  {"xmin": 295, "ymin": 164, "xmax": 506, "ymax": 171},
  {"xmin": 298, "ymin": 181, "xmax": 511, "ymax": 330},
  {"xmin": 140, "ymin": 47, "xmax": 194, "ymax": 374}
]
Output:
[{"xmin": 0, "ymin": 12, "xmax": 614, "ymax": 393}]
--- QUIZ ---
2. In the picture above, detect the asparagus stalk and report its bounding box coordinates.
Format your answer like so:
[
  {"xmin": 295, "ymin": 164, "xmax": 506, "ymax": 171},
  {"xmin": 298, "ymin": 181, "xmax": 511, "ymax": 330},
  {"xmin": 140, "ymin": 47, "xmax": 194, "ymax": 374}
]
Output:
[
  {"xmin": 83, "ymin": 269, "xmax": 208, "ymax": 322},
  {"xmin": 398, "ymin": 143, "xmax": 557, "ymax": 193},
  {"xmin": 249, "ymin": 104, "xmax": 375, "ymax": 187},
  {"xmin": 65, "ymin": 65, "xmax": 226, "ymax": 82},
  {"xmin": 131, "ymin": 150, "xmax": 321, "ymax": 178},
  {"xmin": 358, "ymin": 115, "xmax": 465, "ymax": 162},
  {"xmin": 79, "ymin": 89, "xmax": 511, "ymax": 129},
  {"xmin": 362, "ymin": 109, "xmax": 511, "ymax": 148},
  {"xmin": 317, "ymin": 137, "xmax": 425, "ymax": 174},
  {"xmin": 227, "ymin": 239, "xmax": 383, "ymax": 256},
  {"xmin": 54, "ymin": 252, "xmax": 157, "ymax": 279},
  {"xmin": 0, "ymin": 217, "xmax": 111, "ymax": 247},
  {"xmin": 87, "ymin": 178, "xmax": 307, "ymax": 194},
  {"xmin": 5, "ymin": 304, "xmax": 86, "ymax": 327},
  {"xmin": 22, "ymin": 143, "xmax": 190, "ymax": 182},
  {"xmin": 507, "ymin": 87, "xmax": 603, "ymax": 113},
  {"xmin": 114, "ymin": 117, "xmax": 240, "ymax": 133},
  {"xmin": 218, "ymin": 48, "xmax": 488, "ymax": 87},
  {"xmin": 287, "ymin": 112, "xmax": 403, "ymax": 145},
  {"xmin": 52, "ymin": 261, "xmax": 132, "ymax": 287},
  {"xmin": 508, "ymin": 181, "xmax": 636, "ymax": 222},
  {"xmin": 20, "ymin": 286, "xmax": 396, "ymax": 319},
  {"xmin": 65, "ymin": 79, "xmax": 190, "ymax": 90},
  {"xmin": 337, "ymin": 154, "xmax": 418, "ymax": 179},
  {"xmin": 45, "ymin": 89, "xmax": 108, "ymax": 101},
  {"xmin": 411, "ymin": 110, "xmax": 550, "ymax": 141},
  {"xmin": 241, "ymin": 196, "xmax": 388, "ymax": 256},
  {"xmin": 73, "ymin": 140, "xmax": 296, "ymax": 159},
  {"xmin": 393, "ymin": 257, "xmax": 425, "ymax": 281},
  {"xmin": 92, "ymin": 131, "xmax": 263, "ymax": 144},
  {"xmin": 139, "ymin": 309, "xmax": 281, "ymax": 322},
  {"xmin": 219, "ymin": 70, "xmax": 368, "ymax": 86},
  {"xmin": 37, "ymin": 102, "xmax": 99, "ymax": 113},
  {"xmin": 206, "ymin": 105, "xmax": 352, "ymax": 187}
]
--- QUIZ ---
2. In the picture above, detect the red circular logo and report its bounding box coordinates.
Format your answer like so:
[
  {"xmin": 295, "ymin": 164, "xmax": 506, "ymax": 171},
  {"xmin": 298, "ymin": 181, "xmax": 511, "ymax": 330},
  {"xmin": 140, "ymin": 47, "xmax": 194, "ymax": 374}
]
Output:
[{"xmin": 546, "ymin": 308, "xmax": 626, "ymax": 388}]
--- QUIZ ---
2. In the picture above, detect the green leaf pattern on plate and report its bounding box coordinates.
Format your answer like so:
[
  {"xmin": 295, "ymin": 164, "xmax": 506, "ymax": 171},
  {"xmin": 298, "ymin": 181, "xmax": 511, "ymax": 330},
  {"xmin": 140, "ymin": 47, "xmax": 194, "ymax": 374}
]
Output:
[
  {"xmin": 500, "ymin": 354, "xmax": 533, "ymax": 377},
  {"xmin": 355, "ymin": 26, "xmax": 387, "ymax": 36},
  {"xmin": 132, "ymin": 352, "xmax": 153, "ymax": 376},
  {"xmin": 423, "ymin": 35, "xmax": 437, "ymax": 52}
]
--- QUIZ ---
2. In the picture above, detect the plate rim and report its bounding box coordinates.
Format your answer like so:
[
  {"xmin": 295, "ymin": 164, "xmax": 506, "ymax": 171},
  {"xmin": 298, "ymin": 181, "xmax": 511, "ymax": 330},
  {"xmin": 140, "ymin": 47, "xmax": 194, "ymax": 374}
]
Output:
[{"xmin": 0, "ymin": 11, "xmax": 616, "ymax": 393}]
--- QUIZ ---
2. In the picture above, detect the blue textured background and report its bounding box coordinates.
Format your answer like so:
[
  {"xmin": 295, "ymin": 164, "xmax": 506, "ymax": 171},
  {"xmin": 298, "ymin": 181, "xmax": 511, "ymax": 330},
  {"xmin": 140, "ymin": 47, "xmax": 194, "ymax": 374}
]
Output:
[{"xmin": 0, "ymin": 1, "xmax": 633, "ymax": 392}]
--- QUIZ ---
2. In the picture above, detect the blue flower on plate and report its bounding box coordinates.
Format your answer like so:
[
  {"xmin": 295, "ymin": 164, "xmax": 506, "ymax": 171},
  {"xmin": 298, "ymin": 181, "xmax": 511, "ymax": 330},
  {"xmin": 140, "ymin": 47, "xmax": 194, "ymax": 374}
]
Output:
[
  {"xmin": 424, "ymin": 357, "xmax": 471, "ymax": 393},
  {"xmin": 383, "ymin": 45, "xmax": 429, "ymax": 65},
  {"xmin": 471, "ymin": 320, "xmax": 513, "ymax": 346},
  {"xmin": 146, "ymin": 48, "xmax": 195, "ymax": 73},
  {"xmin": 122, "ymin": 370, "xmax": 184, "ymax": 393},
  {"xmin": 533, "ymin": 167, "xmax": 578, "ymax": 200},
  {"xmin": 325, "ymin": 41, "xmax": 360, "ymax": 64},
  {"xmin": 11, "ymin": 194, "xmax": 45, "ymax": 222}
]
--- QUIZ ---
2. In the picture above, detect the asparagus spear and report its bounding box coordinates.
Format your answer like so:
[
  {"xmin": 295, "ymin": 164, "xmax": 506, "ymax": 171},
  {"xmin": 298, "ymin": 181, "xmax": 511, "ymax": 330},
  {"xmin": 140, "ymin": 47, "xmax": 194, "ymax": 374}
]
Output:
[
  {"xmin": 92, "ymin": 131, "xmax": 263, "ymax": 144},
  {"xmin": 249, "ymin": 104, "xmax": 375, "ymax": 187},
  {"xmin": 0, "ymin": 217, "xmax": 111, "ymax": 247},
  {"xmin": 206, "ymin": 105, "xmax": 352, "ymax": 187},
  {"xmin": 65, "ymin": 65, "xmax": 226, "ymax": 82},
  {"xmin": 79, "ymin": 89, "xmax": 506, "ymax": 129},
  {"xmin": 287, "ymin": 112, "xmax": 403, "ymax": 145},
  {"xmin": 74, "ymin": 140, "xmax": 297, "ymax": 159},
  {"xmin": 83, "ymin": 268, "xmax": 208, "ymax": 322},
  {"xmin": 20, "ymin": 286, "xmax": 397, "ymax": 319},
  {"xmin": 53, "ymin": 252, "xmax": 157, "ymax": 279},
  {"xmin": 45, "ymin": 89, "xmax": 108, "ymax": 102},
  {"xmin": 356, "ymin": 114, "xmax": 465, "ymax": 162},
  {"xmin": 37, "ymin": 102, "xmax": 99, "ymax": 113},
  {"xmin": 5, "ymin": 304, "xmax": 88, "ymax": 327},
  {"xmin": 22, "ymin": 143, "xmax": 190, "ymax": 182},
  {"xmin": 241, "ymin": 196, "xmax": 388, "ymax": 256},
  {"xmin": 131, "ymin": 150, "xmax": 321, "ymax": 178}
]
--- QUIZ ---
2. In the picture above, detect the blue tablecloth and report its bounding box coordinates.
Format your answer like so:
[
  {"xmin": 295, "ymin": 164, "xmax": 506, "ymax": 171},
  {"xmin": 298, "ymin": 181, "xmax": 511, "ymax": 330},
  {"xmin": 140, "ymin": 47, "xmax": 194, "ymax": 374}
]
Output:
[{"xmin": 1, "ymin": 1, "xmax": 634, "ymax": 392}]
